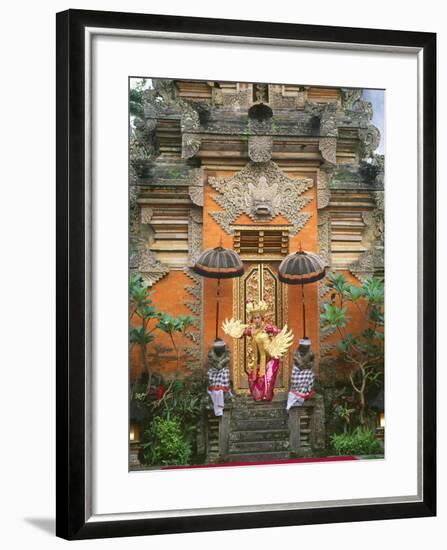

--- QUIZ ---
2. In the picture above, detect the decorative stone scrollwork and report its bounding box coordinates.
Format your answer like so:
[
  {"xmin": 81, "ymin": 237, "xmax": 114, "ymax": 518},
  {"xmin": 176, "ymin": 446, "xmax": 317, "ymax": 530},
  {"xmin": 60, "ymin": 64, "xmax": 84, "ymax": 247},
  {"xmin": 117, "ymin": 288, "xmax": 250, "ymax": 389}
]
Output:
[
  {"xmin": 317, "ymin": 169, "xmax": 331, "ymax": 210},
  {"xmin": 182, "ymin": 133, "xmax": 201, "ymax": 159},
  {"xmin": 222, "ymin": 89, "xmax": 252, "ymax": 110},
  {"xmin": 248, "ymin": 136, "xmax": 273, "ymax": 162},
  {"xmin": 319, "ymin": 137, "xmax": 337, "ymax": 164},
  {"xmin": 349, "ymin": 247, "xmax": 384, "ymax": 281},
  {"xmin": 188, "ymin": 207, "xmax": 203, "ymax": 265},
  {"xmin": 183, "ymin": 267, "xmax": 203, "ymax": 369},
  {"xmin": 140, "ymin": 206, "xmax": 153, "ymax": 225},
  {"xmin": 317, "ymin": 210, "xmax": 331, "ymax": 267},
  {"xmin": 270, "ymin": 89, "xmax": 306, "ymax": 109},
  {"xmin": 359, "ymin": 125, "xmax": 381, "ymax": 159},
  {"xmin": 373, "ymin": 190, "xmax": 385, "ymax": 211},
  {"xmin": 181, "ymin": 107, "xmax": 200, "ymax": 132},
  {"xmin": 341, "ymin": 88, "xmax": 362, "ymax": 111},
  {"xmin": 138, "ymin": 249, "xmax": 169, "ymax": 287},
  {"xmin": 208, "ymin": 161, "xmax": 313, "ymax": 235},
  {"xmin": 182, "ymin": 205, "xmax": 204, "ymax": 369},
  {"xmin": 188, "ymin": 168, "xmax": 204, "ymax": 207},
  {"xmin": 253, "ymin": 83, "xmax": 268, "ymax": 103},
  {"xmin": 320, "ymin": 104, "xmax": 338, "ymax": 137},
  {"xmin": 142, "ymin": 104, "xmax": 157, "ymax": 132},
  {"xmin": 211, "ymin": 86, "xmax": 224, "ymax": 106}
]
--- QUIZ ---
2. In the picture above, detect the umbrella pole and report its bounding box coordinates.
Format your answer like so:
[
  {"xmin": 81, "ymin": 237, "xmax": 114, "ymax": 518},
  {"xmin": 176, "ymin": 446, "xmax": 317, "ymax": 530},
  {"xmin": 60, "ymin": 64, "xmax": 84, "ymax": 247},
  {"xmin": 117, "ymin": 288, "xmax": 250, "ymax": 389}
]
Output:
[
  {"xmin": 301, "ymin": 283, "xmax": 306, "ymax": 339},
  {"xmin": 215, "ymin": 278, "xmax": 221, "ymax": 341}
]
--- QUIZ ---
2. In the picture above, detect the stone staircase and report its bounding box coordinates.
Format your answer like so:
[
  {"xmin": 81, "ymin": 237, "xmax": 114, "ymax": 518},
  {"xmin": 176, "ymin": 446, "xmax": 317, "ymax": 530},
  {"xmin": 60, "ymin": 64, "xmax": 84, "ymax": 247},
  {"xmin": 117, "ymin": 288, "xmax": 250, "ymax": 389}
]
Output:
[{"xmin": 225, "ymin": 394, "xmax": 291, "ymax": 463}]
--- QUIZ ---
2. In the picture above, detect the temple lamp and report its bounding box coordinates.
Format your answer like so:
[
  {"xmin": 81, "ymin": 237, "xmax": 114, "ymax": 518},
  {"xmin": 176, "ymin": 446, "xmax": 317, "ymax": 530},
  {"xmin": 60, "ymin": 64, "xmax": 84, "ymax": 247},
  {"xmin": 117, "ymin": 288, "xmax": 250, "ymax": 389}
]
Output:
[
  {"xmin": 278, "ymin": 245, "xmax": 326, "ymax": 339},
  {"xmin": 192, "ymin": 245, "xmax": 244, "ymax": 341},
  {"xmin": 129, "ymin": 399, "xmax": 144, "ymax": 466},
  {"xmin": 369, "ymin": 389, "xmax": 385, "ymax": 440}
]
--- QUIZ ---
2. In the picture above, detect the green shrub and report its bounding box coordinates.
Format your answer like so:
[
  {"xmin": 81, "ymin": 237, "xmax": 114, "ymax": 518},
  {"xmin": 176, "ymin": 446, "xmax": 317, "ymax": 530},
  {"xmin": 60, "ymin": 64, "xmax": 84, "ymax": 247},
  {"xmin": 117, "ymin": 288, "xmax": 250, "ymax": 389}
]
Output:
[
  {"xmin": 141, "ymin": 416, "xmax": 192, "ymax": 466},
  {"xmin": 330, "ymin": 427, "xmax": 383, "ymax": 456}
]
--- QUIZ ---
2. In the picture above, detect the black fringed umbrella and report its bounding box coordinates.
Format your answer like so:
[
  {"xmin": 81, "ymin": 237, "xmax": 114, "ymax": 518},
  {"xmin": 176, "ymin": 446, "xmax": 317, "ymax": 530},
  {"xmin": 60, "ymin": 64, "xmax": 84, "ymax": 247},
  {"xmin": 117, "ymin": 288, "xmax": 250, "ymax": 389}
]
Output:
[
  {"xmin": 192, "ymin": 245, "xmax": 244, "ymax": 340},
  {"xmin": 278, "ymin": 246, "xmax": 326, "ymax": 339}
]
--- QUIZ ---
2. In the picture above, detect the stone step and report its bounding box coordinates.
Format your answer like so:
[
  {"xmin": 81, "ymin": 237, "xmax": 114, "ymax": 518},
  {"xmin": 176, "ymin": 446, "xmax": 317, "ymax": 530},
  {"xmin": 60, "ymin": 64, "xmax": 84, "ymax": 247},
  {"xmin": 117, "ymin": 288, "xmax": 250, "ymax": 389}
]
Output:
[
  {"xmin": 231, "ymin": 417, "xmax": 288, "ymax": 431},
  {"xmin": 229, "ymin": 429, "xmax": 289, "ymax": 442},
  {"xmin": 231, "ymin": 407, "xmax": 289, "ymax": 420},
  {"xmin": 226, "ymin": 451, "xmax": 291, "ymax": 463},
  {"xmin": 229, "ymin": 440, "xmax": 290, "ymax": 453},
  {"xmin": 244, "ymin": 399, "xmax": 288, "ymax": 408},
  {"xmin": 233, "ymin": 394, "xmax": 287, "ymax": 405}
]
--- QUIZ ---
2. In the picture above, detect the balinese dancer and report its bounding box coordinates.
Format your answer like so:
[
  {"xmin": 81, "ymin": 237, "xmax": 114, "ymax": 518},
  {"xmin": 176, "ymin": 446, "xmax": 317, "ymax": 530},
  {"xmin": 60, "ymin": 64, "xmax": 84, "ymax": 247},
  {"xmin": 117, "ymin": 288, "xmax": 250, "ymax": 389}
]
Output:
[
  {"xmin": 222, "ymin": 300, "xmax": 293, "ymax": 402},
  {"xmin": 207, "ymin": 339, "xmax": 232, "ymax": 416},
  {"xmin": 286, "ymin": 337, "xmax": 315, "ymax": 411}
]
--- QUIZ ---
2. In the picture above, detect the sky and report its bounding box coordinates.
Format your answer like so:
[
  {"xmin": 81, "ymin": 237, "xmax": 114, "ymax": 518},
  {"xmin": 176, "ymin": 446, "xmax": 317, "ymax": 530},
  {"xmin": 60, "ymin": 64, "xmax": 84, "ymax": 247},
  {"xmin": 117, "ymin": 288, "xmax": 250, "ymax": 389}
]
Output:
[{"xmin": 363, "ymin": 89, "xmax": 385, "ymax": 155}]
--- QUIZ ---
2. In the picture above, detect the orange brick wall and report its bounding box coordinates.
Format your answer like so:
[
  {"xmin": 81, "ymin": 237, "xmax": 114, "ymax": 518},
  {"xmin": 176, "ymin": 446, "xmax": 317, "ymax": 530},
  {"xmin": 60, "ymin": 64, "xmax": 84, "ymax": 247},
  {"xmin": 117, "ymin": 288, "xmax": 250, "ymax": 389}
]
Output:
[{"xmin": 130, "ymin": 270, "xmax": 195, "ymax": 381}]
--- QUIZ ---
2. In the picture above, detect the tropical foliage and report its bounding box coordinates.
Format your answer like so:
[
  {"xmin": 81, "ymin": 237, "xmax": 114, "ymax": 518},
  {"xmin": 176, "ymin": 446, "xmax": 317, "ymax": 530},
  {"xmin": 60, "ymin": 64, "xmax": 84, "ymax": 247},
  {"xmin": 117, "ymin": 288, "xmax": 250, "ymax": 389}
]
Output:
[
  {"xmin": 129, "ymin": 272, "xmax": 203, "ymax": 466},
  {"xmin": 330, "ymin": 427, "xmax": 383, "ymax": 456},
  {"xmin": 320, "ymin": 272, "xmax": 384, "ymax": 427},
  {"xmin": 141, "ymin": 416, "xmax": 192, "ymax": 466}
]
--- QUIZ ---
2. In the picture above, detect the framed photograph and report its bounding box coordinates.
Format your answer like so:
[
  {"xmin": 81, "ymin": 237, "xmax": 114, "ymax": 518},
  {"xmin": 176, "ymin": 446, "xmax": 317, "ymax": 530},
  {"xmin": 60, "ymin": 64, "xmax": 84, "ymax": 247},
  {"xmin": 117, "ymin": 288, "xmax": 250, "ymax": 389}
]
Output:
[{"xmin": 56, "ymin": 9, "xmax": 436, "ymax": 540}]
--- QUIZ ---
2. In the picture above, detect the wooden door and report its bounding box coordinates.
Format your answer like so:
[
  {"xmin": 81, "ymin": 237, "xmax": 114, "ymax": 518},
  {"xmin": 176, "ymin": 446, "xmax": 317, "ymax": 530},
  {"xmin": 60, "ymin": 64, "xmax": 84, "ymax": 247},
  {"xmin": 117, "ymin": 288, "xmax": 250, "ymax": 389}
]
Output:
[{"xmin": 232, "ymin": 262, "xmax": 289, "ymax": 392}]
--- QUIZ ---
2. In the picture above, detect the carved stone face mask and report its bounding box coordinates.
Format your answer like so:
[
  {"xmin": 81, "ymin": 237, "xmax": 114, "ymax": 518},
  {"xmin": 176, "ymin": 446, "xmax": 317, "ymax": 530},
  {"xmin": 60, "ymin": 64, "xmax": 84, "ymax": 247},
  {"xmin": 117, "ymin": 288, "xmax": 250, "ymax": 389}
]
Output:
[{"xmin": 246, "ymin": 177, "xmax": 280, "ymax": 218}]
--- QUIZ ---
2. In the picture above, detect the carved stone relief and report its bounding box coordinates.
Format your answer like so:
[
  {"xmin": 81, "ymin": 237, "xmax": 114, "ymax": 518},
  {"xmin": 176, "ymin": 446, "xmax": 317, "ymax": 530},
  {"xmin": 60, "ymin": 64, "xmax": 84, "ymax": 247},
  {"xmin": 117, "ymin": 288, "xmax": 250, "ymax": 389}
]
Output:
[
  {"xmin": 188, "ymin": 168, "xmax": 204, "ymax": 207},
  {"xmin": 188, "ymin": 207, "xmax": 203, "ymax": 265},
  {"xmin": 341, "ymin": 88, "xmax": 362, "ymax": 111},
  {"xmin": 208, "ymin": 161, "xmax": 313, "ymax": 235},
  {"xmin": 138, "ymin": 249, "xmax": 169, "ymax": 287},
  {"xmin": 317, "ymin": 169, "xmax": 331, "ymax": 210},
  {"xmin": 317, "ymin": 210, "xmax": 331, "ymax": 267},
  {"xmin": 182, "ymin": 134, "xmax": 202, "ymax": 159},
  {"xmin": 359, "ymin": 125, "xmax": 381, "ymax": 159},
  {"xmin": 270, "ymin": 90, "xmax": 306, "ymax": 109},
  {"xmin": 182, "ymin": 205, "xmax": 204, "ymax": 369},
  {"xmin": 140, "ymin": 206, "xmax": 153, "ymax": 225},
  {"xmin": 221, "ymin": 88, "xmax": 252, "ymax": 110},
  {"xmin": 319, "ymin": 137, "xmax": 337, "ymax": 164},
  {"xmin": 183, "ymin": 267, "xmax": 203, "ymax": 369},
  {"xmin": 248, "ymin": 135, "xmax": 273, "ymax": 162},
  {"xmin": 320, "ymin": 104, "xmax": 338, "ymax": 137}
]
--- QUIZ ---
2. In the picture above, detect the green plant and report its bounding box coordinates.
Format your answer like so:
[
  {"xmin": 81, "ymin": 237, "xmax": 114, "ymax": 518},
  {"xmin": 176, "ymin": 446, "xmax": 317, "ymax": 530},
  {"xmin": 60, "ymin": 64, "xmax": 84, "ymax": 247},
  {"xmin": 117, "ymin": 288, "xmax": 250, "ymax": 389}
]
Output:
[
  {"xmin": 129, "ymin": 78, "xmax": 148, "ymax": 118},
  {"xmin": 334, "ymin": 402, "xmax": 356, "ymax": 434},
  {"xmin": 330, "ymin": 427, "xmax": 383, "ymax": 456},
  {"xmin": 320, "ymin": 272, "xmax": 384, "ymax": 426},
  {"xmin": 156, "ymin": 313, "xmax": 193, "ymax": 376},
  {"xmin": 150, "ymin": 375, "xmax": 206, "ymax": 425},
  {"xmin": 140, "ymin": 416, "xmax": 192, "ymax": 466},
  {"xmin": 129, "ymin": 273, "xmax": 159, "ymax": 390}
]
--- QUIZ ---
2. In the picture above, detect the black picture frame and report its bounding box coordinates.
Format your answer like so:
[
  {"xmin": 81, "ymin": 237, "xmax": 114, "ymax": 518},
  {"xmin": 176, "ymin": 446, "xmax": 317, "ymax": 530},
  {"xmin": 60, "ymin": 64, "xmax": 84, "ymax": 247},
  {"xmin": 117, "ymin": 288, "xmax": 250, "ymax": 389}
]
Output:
[{"xmin": 56, "ymin": 9, "xmax": 436, "ymax": 540}]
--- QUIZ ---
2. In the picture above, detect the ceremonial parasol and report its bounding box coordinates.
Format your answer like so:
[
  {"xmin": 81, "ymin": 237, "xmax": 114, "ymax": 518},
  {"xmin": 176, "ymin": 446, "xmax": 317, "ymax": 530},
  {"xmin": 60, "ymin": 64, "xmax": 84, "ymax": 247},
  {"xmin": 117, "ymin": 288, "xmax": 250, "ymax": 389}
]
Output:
[
  {"xmin": 278, "ymin": 245, "xmax": 326, "ymax": 339},
  {"xmin": 192, "ymin": 245, "xmax": 244, "ymax": 340}
]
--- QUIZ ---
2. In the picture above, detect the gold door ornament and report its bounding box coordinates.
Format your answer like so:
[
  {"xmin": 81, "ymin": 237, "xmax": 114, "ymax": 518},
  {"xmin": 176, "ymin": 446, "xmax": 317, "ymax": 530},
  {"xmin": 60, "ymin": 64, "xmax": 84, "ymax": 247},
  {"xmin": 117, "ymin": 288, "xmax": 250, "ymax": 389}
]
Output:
[{"xmin": 232, "ymin": 263, "xmax": 289, "ymax": 392}]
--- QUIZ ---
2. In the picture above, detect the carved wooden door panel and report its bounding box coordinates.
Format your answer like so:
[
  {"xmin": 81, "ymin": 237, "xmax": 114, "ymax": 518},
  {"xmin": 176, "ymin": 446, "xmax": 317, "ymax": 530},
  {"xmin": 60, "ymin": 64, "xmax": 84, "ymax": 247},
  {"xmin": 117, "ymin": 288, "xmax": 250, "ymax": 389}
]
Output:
[{"xmin": 232, "ymin": 262, "xmax": 289, "ymax": 392}]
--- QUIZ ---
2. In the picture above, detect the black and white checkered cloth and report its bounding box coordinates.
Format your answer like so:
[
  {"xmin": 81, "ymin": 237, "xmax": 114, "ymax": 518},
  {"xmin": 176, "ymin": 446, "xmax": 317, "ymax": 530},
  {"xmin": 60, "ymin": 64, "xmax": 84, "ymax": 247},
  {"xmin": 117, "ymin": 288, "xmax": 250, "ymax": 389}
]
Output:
[
  {"xmin": 208, "ymin": 367, "xmax": 231, "ymax": 390},
  {"xmin": 290, "ymin": 366, "xmax": 315, "ymax": 395}
]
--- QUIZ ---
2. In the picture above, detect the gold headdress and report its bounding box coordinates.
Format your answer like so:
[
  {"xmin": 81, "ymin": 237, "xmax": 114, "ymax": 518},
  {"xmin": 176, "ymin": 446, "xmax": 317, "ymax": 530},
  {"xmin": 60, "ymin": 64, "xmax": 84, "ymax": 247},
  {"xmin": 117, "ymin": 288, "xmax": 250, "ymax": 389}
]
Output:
[{"xmin": 246, "ymin": 300, "xmax": 269, "ymax": 318}]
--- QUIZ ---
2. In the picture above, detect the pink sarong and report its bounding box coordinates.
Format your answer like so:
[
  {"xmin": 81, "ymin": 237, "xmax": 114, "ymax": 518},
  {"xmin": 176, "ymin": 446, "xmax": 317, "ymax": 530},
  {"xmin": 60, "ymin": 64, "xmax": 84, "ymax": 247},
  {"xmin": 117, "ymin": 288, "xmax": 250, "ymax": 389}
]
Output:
[{"xmin": 247, "ymin": 358, "xmax": 280, "ymax": 401}]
